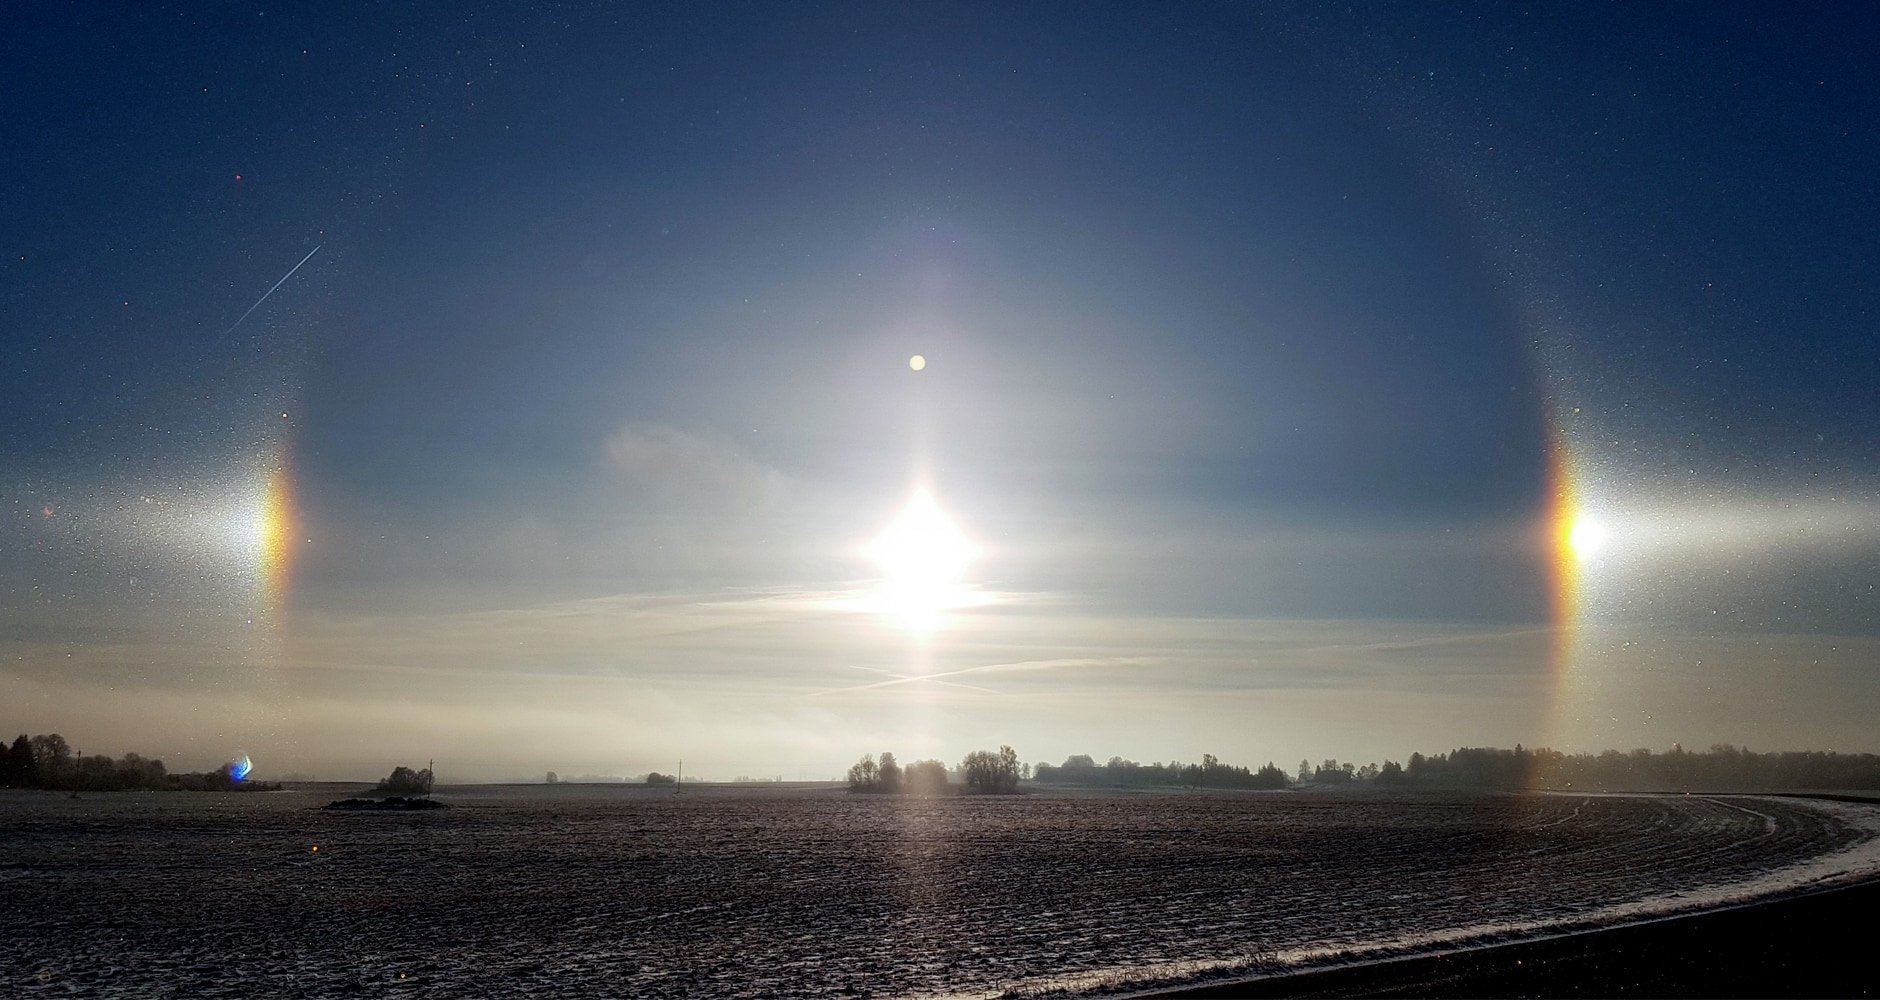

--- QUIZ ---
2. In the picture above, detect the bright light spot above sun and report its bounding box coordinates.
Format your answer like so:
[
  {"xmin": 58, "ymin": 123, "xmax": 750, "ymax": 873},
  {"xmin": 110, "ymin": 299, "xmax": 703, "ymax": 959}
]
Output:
[
  {"xmin": 867, "ymin": 490, "xmax": 978, "ymax": 630},
  {"xmin": 1569, "ymin": 514, "xmax": 1612, "ymax": 562}
]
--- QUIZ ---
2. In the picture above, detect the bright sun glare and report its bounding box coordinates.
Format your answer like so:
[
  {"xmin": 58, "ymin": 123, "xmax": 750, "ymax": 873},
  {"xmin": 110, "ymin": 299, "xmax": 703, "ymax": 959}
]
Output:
[
  {"xmin": 868, "ymin": 491, "xmax": 978, "ymax": 629},
  {"xmin": 1568, "ymin": 514, "xmax": 1612, "ymax": 562}
]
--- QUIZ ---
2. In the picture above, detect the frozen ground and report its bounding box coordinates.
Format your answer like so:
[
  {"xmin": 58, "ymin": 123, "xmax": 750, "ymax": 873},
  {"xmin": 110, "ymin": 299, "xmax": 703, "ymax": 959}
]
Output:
[{"xmin": 1, "ymin": 785, "xmax": 1874, "ymax": 998}]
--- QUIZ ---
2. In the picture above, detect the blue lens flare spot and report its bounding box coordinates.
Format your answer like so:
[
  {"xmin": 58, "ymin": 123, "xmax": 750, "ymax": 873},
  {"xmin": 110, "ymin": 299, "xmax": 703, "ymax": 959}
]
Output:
[{"xmin": 230, "ymin": 755, "xmax": 253, "ymax": 781}]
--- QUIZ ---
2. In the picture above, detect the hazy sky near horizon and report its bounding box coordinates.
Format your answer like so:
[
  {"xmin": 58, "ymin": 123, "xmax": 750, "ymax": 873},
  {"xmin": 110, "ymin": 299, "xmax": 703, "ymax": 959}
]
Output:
[{"xmin": 4, "ymin": 4, "xmax": 1877, "ymax": 779}]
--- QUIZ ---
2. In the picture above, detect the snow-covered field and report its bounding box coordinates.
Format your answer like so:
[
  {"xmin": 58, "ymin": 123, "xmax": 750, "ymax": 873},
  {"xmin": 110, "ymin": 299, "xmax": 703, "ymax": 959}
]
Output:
[{"xmin": 3, "ymin": 786, "xmax": 1875, "ymax": 998}]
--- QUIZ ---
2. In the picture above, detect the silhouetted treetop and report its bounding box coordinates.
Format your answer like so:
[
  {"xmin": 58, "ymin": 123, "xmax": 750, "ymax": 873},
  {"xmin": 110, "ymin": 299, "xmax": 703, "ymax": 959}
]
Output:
[{"xmin": 370, "ymin": 764, "xmax": 434, "ymax": 797}]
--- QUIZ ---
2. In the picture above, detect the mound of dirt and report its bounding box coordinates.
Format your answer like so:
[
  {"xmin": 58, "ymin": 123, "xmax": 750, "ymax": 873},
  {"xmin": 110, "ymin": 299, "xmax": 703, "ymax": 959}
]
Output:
[{"xmin": 321, "ymin": 796, "xmax": 449, "ymax": 811}]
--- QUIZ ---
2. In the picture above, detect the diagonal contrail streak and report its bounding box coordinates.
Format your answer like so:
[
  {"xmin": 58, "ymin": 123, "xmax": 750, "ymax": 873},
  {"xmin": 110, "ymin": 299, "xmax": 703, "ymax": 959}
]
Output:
[
  {"xmin": 209, "ymin": 244, "xmax": 322, "ymax": 348},
  {"xmin": 816, "ymin": 673, "xmax": 1002, "ymax": 696},
  {"xmin": 815, "ymin": 656, "xmax": 1156, "ymax": 697},
  {"xmin": 816, "ymin": 664, "xmax": 1000, "ymax": 696}
]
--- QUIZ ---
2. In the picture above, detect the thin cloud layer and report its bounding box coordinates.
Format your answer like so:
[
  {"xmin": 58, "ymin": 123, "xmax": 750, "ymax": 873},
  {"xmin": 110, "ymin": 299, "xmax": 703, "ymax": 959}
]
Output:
[{"xmin": 9, "ymin": 579, "xmax": 1877, "ymax": 780}]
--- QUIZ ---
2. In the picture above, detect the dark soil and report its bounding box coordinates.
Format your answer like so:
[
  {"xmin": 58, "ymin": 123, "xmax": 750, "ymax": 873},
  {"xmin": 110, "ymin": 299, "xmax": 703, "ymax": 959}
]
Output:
[
  {"xmin": 2, "ymin": 788, "xmax": 1870, "ymax": 998},
  {"xmin": 1152, "ymin": 876, "xmax": 1880, "ymax": 998}
]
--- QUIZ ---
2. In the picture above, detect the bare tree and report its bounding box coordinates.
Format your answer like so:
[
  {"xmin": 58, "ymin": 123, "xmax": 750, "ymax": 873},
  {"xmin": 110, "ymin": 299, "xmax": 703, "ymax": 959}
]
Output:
[
  {"xmin": 903, "ymin": 759, "xmax": 949, "ymax": 795},
  {"xmin": 846, "ymin": 753, "xmax": 880, "ymax": 792},
  {"xmin": 372, "ymin": 765, "xmax": 434, "ymax": 796},
  {"xmin": 876, "ymin": 752, "xmax": 902, "ymax": 792},
  {"xmin": 30, "ymin": 734, "xmax": 72, "ymax": 786},
  {"xmin": 960, "ymin": 745, "xmax": 1021, "ymax": 794}
]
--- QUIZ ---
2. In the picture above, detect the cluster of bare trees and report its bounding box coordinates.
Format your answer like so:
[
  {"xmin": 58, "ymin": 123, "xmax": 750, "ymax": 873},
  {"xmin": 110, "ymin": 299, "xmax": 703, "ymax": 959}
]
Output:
[
  {"xmin": 959, "ymin": 746, "xmax": 1022, "ymax": 794},
  {"xmin": 847, "ymin": 746, "xmax": 1019, "ymax": 795},
  {"xmin": 0, "ymin": 733, "xmax": 279, "ymax": 792},
  {"xmin": 369, "ymin": 764, "xmax": 434, "ymax": 796}
]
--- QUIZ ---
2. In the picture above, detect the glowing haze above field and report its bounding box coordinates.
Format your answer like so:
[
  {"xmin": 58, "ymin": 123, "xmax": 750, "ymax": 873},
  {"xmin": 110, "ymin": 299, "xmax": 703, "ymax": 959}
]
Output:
[{"xmin": 3, "ymin": 6, "xmax": 1877, "ymax": 780}]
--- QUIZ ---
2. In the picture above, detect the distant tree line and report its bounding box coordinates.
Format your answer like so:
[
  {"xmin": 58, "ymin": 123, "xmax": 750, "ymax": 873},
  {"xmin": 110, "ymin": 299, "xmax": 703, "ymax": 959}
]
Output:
[
  {"xmin": 1033, "ymin": 753, "xmax": 1291, "ymax": 790},
  {"xmin": 847, "ymin": 746, "xmax": 1018, "ymax": 795},
  {"xmin": 1030, "ymin": 745, "xmax": 1880, "ymax": 793},
  {"xmin": 1291, "ymin": 758, "xmax": 1394, "ymax": 784},
  {"xmin": 1388, "ymin": 744, "xmax": 1880, "ymax": 792},
  {"xmin": 0, "ymin": 733, "xmax": 280, "ymax": 792},
  {"xmin": 845, "ymin": 743, "xmax": 1880, "ymax": 796}
]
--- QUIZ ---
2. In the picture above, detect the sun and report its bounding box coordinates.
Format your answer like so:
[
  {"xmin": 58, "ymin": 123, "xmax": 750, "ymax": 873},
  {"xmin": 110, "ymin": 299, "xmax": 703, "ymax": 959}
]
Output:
[
  {"xmin": 1568, "ymin": 514, "xmax": 1611, "ymax": 562},
  {"xmin": 867, "ymin": 491, "xmax": 977, "ymax": 629}
]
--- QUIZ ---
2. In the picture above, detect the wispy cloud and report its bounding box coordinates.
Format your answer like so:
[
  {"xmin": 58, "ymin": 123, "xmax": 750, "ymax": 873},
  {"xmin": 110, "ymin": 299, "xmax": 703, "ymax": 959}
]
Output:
[
  {"xmin": 814, "ymin": 656, "xmax": 1159, "ymax": 696},
  {"xmin": 9, "ymin": 575, "xmax": 1880, "ymax": 779}
]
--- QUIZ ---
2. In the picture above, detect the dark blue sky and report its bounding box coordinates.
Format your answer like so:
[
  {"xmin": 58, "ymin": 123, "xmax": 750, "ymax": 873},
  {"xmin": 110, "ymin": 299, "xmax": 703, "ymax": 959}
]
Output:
[{"xmin": 3, "ymin": 4, "xmax": 1876, "ymax": 773}]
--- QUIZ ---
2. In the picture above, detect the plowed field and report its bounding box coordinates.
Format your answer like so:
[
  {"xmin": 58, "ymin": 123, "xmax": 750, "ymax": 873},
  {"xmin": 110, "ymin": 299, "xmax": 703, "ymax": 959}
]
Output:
[{"xmin": 3, "ymin": 786, "xmax": 1875, "ymax": 998}]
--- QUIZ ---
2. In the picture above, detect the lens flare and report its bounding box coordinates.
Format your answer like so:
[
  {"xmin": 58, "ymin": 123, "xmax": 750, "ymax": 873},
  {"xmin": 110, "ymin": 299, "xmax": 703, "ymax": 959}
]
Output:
[{"xmin": 230, "ymin": 754, "xmax": 253, "ymax": 781}]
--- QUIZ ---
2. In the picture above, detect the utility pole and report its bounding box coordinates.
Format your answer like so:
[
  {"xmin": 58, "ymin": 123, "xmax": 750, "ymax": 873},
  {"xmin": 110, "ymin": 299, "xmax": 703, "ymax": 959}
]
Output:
[{"xmin": 676, "ymin": 759, "xmax": 683, "ymax": 795}]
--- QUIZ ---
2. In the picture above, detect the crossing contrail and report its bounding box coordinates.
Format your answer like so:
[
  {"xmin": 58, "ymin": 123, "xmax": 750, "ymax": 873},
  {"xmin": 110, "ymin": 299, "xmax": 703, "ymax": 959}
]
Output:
[{"xmin": 210, "ymin": 244, "xmax": 322, "ymax": 348}]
